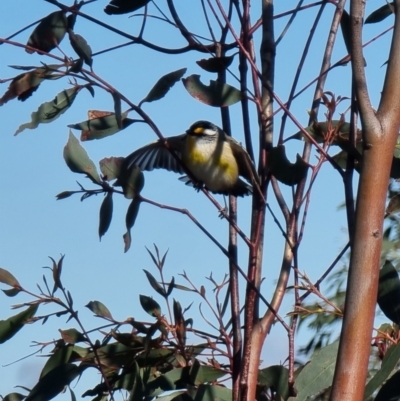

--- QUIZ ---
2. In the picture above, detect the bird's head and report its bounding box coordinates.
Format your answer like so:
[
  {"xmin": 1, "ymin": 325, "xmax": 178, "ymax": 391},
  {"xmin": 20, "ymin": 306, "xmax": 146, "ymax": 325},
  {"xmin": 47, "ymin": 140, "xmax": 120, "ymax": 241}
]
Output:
[{"xmin": 186, "ymin": 121, "xmax": 220, "ymax": 137}]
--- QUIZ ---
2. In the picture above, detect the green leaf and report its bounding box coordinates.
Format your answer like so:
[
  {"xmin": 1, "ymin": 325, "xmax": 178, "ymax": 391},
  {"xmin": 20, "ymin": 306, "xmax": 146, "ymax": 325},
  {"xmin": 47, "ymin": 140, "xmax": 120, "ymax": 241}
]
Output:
[
  {"xmin": 374, "ymin": 369, "xmax": 400, "ymax": 401},
  {"xmin": 167, "ymin": 277, "xmax": 175, "ymax": 297},
  {"xmin": 123, "ymin": 197, "xmax": 142, "ymax": 252},
  {"xmin": 26, "ymin": 11, "xmax": 68, "ymax": 54},
  {"xmin": 113, "ymin": 92, "xmax": 122, "ymax": 129},
  {"xmin": 377, "ymin": 261, "xmax": 400, "ymax": 325},
  {"xmin": 365, "ymin": 3, "xmax": 394, "ymax": 24},
  {"xmin": 0, "ymin": 267, "xmax": 20, "ymax": 287},
  {"xmin": 258, "ymin": 365, "xmax": 289, "ymax": 401},
  {"xmin": 0, "ymin": 305, "xmax": 38, "ymax": 344},
  {"xmin": 99, "ymin": 157, "xmax": 124, "ymax": 182},
  {"xmin": 68, "ymin": 110, "xmax": 135, "ymax": 141},
  {"xmin": 99, "ymin": 192, "xmax": 113, "ymax": 240},
  {"xmin": 193, "ymin": 384, "xmax": 232, "ymax": 401},
  {"xmin": 292, "ymin": 121, "xmax": 352, "ymax": 144},
  {"xmin": 15, "ymin": 87, "xmax": 81, "ymax": 135},
  {"xmin": 143, "ymin": 270, "xmax": 166, "ymax": 297},
  {"xmin": 86, "ymin": 300, "xmax": 114, "ymax": 320},
  {"xmin": 25, "ymin": 364, "xmax": 81, "ymax": 401},
  {"xmin": 139, "ymin": 295, "xmax": 161, "ymax": 317},
  {"xmin": 104, "ymin": 0, "xmax": 151, "ymax": 15},
  {"xmin": 149, "ymin": 391, "xmax": 188, "ymax": 401},
  {"xmin": 56, "ymin": 191, "xmax": 75, "ymax": 200},
  {"xmin": 364, "ymin": 342, "xmax": 400, "ymax": 400},
  {"xmin": 2, "ymin": 287, "xmax": 22, "ymax": 297},
  {"xmin": 196, "ymin": 55, "xmax": 234, "ymax": 73},
  {"xmin": 139, "ymin": 68, "xmax": 187, "ymax": 106},
  {"xmin": 67, "ymin": 14, "xmax": 77, "ymax": 31},
  {"xmin": 288, "ymin": 340, "xmax": 339, "ymax": 401},
  {"xmin": 0, "ymin": 64, "xmax": 63, "ymax": 106},
  {"xmin": 69, "ymin": 31, "xmax": 93, "ymax": 67},
  {"xmin": 59, "ymin": 329, "xmax": 86, "ymax": 345},
  {"xmin": 182, "ymin": 75, "xmax": 241, "ymax": 107},
  {"xmin": 116, "ymin": 164, "xmax": 145, "ymax": 200},
  {"xmin": 40, "ymin": 345, "xmax": 74, "ymax": 379},
  {"xmin": 268, "ymin": 145, "xmax": 309, "ymax": 186},
  {"xmin": 63, "ymin": 131, "xmax": 101, "ymax": 183},
  {"xmin": 189, "ymin": 361, "xmax": 227, "ymax": 385}
]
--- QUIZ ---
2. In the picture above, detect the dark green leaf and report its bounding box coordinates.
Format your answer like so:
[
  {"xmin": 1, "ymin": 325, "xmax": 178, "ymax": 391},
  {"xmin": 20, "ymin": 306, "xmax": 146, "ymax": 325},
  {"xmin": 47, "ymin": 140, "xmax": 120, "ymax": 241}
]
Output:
[
  {"xmin": 63, "ymin": 131, "xmax": 101, "ymax": 183},
  {"xmin": 292, "ymin": 121, "xmax": 352, "ymax": 144},
  {"xmin": 67, "ymin": 14, "xmax": 77, "ymax": 30},
  {"xmin": 189, "ymin": 360, "xmax": 227, "ymax": 385},
  {"xmin": 196, "ymin": 55, "xmax": 234, "ymax": 73},
  {"xmin": 69, "ymin": 31, "xmax": 93, "ymax": 67},
  {"xmin": 287, "ymin": 341, "xmax": 338, "ymax": 401},
  {"xmin": 258, "ymin": 365, "xmax": 289, "ymax": 401},
  {"xmin": 139, "ymin": 295, "xmax": 161, "ymax": 317},
  {"xmin": 378, "ymin": 261, "xmax": 400, "ymax": 325},
  {"xmin": 182, "ymin": 74, "xmax": 241, "ymax": 107},
  {"xmin": 59, "ymin": 329, "xmax": 86, "ymax": 345},
  {"xmin": 194, "ymin": 384, "xmax": 232, "ymax": 401},
  {"xmin": 2, "ymin": 287, "xmax": 22, "ymax": 297},
  {"xmin": 113, "ymin": 92, "xmax": 122, "ymax": 129},
  {"xmin": 375, "ymin": 369, "xmax": 400, "ymax": 401},
  {"xmin": 0, "ymin": 305, "xmax": 38, "ymax": 344},
  {"xmin": 104, "ymin": 0, "xmax": 151, "ymax": 15},
  {"xmin": 117, "ymin": 164, "xmax": 145, "ymax": 199},
  {"xmin": 365, "ymin": 3, "xmax": 394, "ymax": 24},
  {"xmin": 174, "ymin": 299, "xmax": 186, "ymax": 346},
  {"xmin": 364, "ymin": 342, "xmax": 400, "ymax": 400},
  {"xmin": 86, "ymin": 300, "xmax": 114, "ymax": 320},
  {"xmin": 268, "ymin": 145, "xmax": 309, "ymax": 186},
  {"xmin": 129, "ymin": 320, "xmax": 148, "ymax": 334},
  {"xmin": 123, "ymin": 197, "xmax": 142, "ymax": 252},
  {"xmin": 99, "ymin": 157, "xmax": 124, "ymax": 181},
  {"xmin": 0, "ymin": 267, "xmax": 20, "ymax": 287},
  {"xmin": 56, "ymin": 191, "xmax": 75, "ymax": 200},
  {"xmin": 69, "ymin": 58, "xmax": 83, "ymax": 73},
  {"xmin": 26, "ymin": 364, "xmax": 81, "ymax": 401},
  {"xmin": 143, "ymin": 270, "xmax": 166, "ymax": 297},
  {"xmin": 15, "ymin": 87, "xmax": 81, "ymax": 135},
  {"xmin": 26, "ymin": 11, "xmax": 68, "ymax": 54},
  {"xmin": 139, "ymin": 68, "xmax": 187, "ymax": 105},
  {"xmin": 68, "ymin": 110, "xmax": 135, "ymax": 141},
  {"xmin": 167, "ymin": 277, "xmax": 175, "ymax": 297},
  {"xmin": 99, "ymin": 192, "xmax": 113, "ymax": 240},
  {"xmin": 40, "ymin": 345, "xmax": 74, "ymax": 378}
]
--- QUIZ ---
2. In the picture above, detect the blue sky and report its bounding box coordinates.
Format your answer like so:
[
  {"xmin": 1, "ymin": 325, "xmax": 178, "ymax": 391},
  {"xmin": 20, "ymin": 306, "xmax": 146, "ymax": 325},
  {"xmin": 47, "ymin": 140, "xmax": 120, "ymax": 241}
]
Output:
[{"xmin": 0, "ymin": 0, "xmax": 393, "ymax": 398}]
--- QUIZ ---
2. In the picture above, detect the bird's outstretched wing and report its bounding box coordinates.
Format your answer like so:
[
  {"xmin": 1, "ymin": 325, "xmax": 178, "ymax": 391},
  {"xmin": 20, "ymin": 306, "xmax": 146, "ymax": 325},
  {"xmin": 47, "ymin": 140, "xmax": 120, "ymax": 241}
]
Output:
[
  {"xmin": 124, "ymin": 134, "xmax": 186, "ymax": 174},
  {"xmin": 229, "ymin": 139, "xmax": 259, "ymax": 185}
]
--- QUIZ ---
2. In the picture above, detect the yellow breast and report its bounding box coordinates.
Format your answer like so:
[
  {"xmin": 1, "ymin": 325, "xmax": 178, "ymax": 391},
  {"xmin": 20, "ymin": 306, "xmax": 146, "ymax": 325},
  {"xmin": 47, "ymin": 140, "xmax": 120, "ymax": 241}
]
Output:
[{"xmin": 183, "ymin": 136, "xmax": 239, "ymax": 192}]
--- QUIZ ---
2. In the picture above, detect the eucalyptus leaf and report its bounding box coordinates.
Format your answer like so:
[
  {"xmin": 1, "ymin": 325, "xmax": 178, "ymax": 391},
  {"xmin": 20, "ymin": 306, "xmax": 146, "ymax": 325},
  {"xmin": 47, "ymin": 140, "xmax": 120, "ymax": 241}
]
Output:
[
  {"xmin": 182, "ymin": 75, "xmax": 241, "ymax": 107},
  {"xmin": 15, "ymin": 87, "xmax": 81, "ymax": 135},
  {"xmin": 0, "ymin": 305, "xmax": 38, "ymax": 344},
  {"xmin": 139, "ymin": 68, "xmax": 187, "ymax": 106},
  {"xmin": 104, "ymin": 0, "xmax": 151, "ymax": 14},
  {"xmin": 63, "ymin": 131, "xmax": 101, "ymax": 183},
  {"xmin": 26, "ymin": 11, "xmax": 68, "ymax": 54}
]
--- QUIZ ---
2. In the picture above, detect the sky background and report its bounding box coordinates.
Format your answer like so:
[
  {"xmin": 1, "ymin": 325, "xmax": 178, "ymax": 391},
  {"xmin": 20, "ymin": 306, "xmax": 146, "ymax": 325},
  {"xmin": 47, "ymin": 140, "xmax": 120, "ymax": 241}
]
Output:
[{"xmin": 0, "ymin": 0, "xmax": 394, "ymax": 398}]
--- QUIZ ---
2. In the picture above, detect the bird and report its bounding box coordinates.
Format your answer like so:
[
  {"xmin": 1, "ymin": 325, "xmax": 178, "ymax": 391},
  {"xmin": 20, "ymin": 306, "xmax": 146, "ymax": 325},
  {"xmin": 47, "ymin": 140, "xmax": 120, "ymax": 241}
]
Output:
[{"xmin": 121, "ymin": 120, "xmax": 258, "ymax": 196}]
